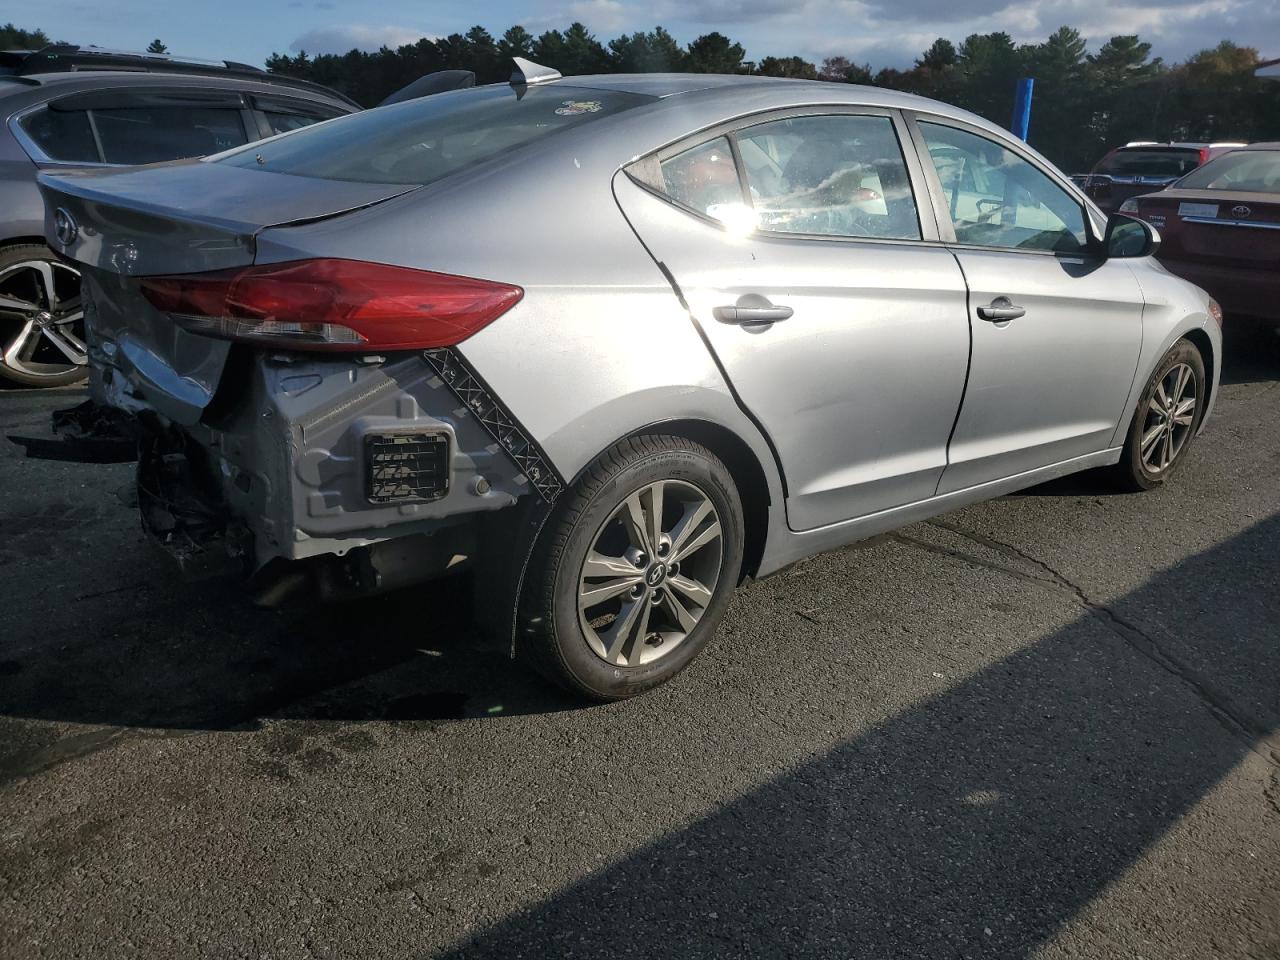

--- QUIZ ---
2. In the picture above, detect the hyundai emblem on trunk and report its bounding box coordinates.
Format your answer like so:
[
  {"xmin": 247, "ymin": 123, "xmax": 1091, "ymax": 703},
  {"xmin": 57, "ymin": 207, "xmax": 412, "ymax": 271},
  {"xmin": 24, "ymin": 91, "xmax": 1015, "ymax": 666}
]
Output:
[
  {"xmin": 1231, "ymin": 204, "xmax": 1252, "ymax": 218},
  {"xmin": 53, "ymin": 208, "xmax": 78, "ymax": 246}
]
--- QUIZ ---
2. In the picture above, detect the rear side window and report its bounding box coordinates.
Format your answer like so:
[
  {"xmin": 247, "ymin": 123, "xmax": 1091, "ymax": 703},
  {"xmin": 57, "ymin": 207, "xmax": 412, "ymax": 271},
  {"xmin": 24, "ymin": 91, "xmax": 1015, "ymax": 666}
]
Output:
[
  {"xmin": 94, "ymin": 106, "xmax": 249, "ymax": 164},
  {"xmin": 219, "ymin": 84, "xmax": 655, "ymax": 185},
  {"xmin": 736, "ymin": 115, "xmax": 921, "ymax": 240},
  {"xmin": 263, "ymin": 111, "xmax": 328, "ymax": 136},
  {"xmin": 659, "ymin": 137, "xmax": 743, "ymax": 217},
  {"xmin": 18, "ymin": 107, "xmax": 99, "ymax": 162},
  {"xmin": 1098, "ymin": 149, "xmax": 1201, "ymax": 178}
]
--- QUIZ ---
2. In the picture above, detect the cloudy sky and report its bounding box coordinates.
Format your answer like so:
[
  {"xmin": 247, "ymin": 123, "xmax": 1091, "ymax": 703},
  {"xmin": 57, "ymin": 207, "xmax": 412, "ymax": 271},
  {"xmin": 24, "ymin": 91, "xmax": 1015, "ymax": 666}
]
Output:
[{"xmin": 25, "ymin": 0, "xmax": 1280, "ymax": 71}]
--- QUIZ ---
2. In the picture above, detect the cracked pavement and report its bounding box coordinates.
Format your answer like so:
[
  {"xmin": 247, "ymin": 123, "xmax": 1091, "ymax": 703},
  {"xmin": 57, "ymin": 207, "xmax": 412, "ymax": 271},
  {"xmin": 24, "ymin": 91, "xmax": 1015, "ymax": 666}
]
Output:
[{"xmin": 1, "ymin": 335, "xmax": 1278, "ymax": 959}]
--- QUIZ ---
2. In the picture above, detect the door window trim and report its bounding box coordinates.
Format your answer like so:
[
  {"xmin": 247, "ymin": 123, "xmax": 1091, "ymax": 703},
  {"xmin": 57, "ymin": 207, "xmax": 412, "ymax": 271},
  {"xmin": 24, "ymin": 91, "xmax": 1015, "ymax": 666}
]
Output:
[
  {"xmin": 902, "ymin": 111, "xmax": 1105, "ymax": 257},
  {"xmin": 625, "ymin": 105, "xmax": 944, "ymax": 246}
]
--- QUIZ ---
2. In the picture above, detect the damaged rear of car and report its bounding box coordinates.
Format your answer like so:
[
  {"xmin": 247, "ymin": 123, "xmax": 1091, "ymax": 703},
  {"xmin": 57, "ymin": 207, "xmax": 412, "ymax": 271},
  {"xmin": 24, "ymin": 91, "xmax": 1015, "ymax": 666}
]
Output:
[{"xmin": 35, "ymin": 81, "xmax": 658, "ymax": 603}]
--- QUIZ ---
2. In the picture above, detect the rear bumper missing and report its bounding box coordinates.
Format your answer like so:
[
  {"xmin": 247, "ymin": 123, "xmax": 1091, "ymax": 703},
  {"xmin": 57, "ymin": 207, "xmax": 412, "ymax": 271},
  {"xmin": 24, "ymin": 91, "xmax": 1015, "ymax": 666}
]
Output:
[{"xmin": 88, "ymin": 349, "xmax": 547, "ymax": 597}]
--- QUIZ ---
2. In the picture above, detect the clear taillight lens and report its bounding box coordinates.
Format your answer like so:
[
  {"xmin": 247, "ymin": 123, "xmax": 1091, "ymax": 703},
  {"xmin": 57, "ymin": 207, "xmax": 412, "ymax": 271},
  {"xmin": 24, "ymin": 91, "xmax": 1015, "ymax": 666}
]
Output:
[{"xmin": 139, "ymin": 259, "xmax": 523, "ymax": 351}]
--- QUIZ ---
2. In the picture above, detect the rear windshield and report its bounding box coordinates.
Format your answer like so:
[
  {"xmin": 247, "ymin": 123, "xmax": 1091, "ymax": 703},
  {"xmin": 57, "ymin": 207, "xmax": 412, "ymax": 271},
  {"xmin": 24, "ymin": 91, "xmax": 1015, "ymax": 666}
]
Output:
[
  {"xmin": 217, "ymin": 83, "xmax": 654, "ymax": 185},
  {"xmin": 1098, "ymin": 148, "xmax": 1201, "ymax": 177},
  {"xmin": 1175, "ymin": 150, "xmax": 1280, "ymax": 194}
]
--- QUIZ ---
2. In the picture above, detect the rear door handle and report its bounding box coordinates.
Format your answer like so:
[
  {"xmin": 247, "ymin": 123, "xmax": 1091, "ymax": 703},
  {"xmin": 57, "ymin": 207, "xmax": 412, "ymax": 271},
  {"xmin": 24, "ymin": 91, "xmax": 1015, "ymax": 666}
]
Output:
[
  {"xmin": 977, "ymin": 297, "xmax": 1026, "ymax": 322},
  {"xmin": 713, "ymin": 296, "xmax": 793, "ymax": 325}
]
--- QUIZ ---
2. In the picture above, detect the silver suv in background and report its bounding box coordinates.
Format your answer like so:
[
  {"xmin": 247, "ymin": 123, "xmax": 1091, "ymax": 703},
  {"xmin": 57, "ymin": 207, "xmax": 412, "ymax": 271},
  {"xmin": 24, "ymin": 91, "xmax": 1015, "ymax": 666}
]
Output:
[
  {"xmin": 0, "ymin": 46, "xmax": 358, "ymax": 386},
  {"xmin": 31, "ymin": 65, "xmax": 1222, "ymax": 699}
]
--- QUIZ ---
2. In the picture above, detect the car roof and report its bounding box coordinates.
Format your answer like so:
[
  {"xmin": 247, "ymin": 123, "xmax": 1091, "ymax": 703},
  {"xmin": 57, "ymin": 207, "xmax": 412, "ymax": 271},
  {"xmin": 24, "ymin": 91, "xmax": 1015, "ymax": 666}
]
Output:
[
  {"xmin": 0, "ymin": 68, "xmax": 358, "ymax": 108},
  {"xmin": 543, "ymin": 72, "xmax": 985, "ymax": 124}
]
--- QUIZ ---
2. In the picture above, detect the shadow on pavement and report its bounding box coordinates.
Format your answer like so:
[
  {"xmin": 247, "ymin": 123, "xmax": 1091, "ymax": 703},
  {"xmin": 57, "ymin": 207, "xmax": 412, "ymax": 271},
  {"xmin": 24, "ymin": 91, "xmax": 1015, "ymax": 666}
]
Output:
[
  {"xmin": 425, "ymin": 515, "xmax": 1280, "ymax": 959},
  {"xmin": 0, "ymin": 568, "xmax": 578, "ymax": 738}
]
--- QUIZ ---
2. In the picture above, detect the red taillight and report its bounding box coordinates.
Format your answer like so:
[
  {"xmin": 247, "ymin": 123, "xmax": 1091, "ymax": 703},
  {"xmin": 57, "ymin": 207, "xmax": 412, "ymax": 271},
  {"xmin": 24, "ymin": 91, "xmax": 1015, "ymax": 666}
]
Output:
[
  {"xmin": 139, "ymin": 259, "xmax": 523, "ymax": 351},
  {"xmin": 1198, "ymin": 148, "xmax": 1210, "ymax": 166}
]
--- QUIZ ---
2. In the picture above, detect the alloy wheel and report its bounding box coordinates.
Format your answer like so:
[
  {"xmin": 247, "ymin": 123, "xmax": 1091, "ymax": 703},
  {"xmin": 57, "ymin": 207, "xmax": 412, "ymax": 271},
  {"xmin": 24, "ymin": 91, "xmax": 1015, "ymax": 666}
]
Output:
[
  {"xmin": 577, "ymin": 479, "xmax": 724, "ymax": 667},
  {"xmin": 1140, "ymin": 361, "xmax": 1197, "ymax": 474},
  {"xmin": 0, "ymin": 258, "xmax": 87, "ymax": 383}
]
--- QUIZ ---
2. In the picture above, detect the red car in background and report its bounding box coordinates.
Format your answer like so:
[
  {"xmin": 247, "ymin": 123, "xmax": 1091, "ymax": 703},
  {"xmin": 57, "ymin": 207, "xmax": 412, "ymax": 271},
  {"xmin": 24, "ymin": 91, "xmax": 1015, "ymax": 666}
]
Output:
[
  {"xmin": 1077, "ymin": 141, "xmax": 1246, "ymax": 213},
  {"xmin": 1119, "ymin": 144, "xmax": 1280, "ymax": 328}
]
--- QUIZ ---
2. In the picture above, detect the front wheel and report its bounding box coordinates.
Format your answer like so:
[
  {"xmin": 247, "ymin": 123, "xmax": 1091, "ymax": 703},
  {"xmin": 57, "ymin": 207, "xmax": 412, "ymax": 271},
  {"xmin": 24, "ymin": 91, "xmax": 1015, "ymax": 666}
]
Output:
[
  {"xmin": 1112, "ymin": 338, "xmax": 1206, "ymax": 491},
  {"xmin": 519, "ymin": 435, "xmax": 744, "ymax": 701}
]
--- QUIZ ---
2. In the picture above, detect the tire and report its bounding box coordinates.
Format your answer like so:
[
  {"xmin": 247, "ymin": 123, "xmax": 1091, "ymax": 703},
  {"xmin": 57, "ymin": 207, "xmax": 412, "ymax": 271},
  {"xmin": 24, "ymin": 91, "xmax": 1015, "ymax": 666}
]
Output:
[
  {"xmin": 0, "ymin": 243, "xmax": 88, "ymax": 388},
  {"xmin": 1112, "ymin": 338, "xmax": 1206, "ymax": 492},
  {"xmin": 519, "ymin": 434, "xmax": 745, "ymax": 701}
]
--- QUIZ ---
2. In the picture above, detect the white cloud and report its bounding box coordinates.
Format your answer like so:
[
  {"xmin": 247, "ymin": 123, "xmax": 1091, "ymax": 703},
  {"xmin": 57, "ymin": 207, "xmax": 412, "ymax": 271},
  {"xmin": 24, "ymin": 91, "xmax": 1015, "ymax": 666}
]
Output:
[{"xmin": 289, "ymin": 24, "xmax": 434, "ymax": 55}]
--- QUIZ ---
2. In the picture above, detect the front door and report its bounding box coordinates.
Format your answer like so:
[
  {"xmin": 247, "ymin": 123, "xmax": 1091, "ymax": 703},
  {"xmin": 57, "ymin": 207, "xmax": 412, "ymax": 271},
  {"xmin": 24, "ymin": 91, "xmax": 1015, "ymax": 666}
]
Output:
[{"xmin": 913, "ymin": 118, "xmax": 1145, "ymax": 494}]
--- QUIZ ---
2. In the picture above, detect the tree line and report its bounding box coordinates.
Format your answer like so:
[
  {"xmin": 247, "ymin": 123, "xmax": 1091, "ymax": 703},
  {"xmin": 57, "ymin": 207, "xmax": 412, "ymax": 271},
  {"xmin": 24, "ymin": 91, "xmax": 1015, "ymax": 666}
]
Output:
[
  {"xmin": 264, "ymin": 24, "xmax": 1279, "ymax": 174},
  {"xmin": 4, "ymin": 20, "xmax": 1278, "ymax": 173}
]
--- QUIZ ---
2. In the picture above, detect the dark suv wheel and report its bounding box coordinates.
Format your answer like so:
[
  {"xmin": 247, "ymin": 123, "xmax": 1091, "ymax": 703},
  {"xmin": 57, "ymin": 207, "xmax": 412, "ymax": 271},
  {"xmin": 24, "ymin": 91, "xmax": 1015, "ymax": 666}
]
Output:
[{"xmin": 0, "ymin": 244, "xmax": 87, "ymax": 387}]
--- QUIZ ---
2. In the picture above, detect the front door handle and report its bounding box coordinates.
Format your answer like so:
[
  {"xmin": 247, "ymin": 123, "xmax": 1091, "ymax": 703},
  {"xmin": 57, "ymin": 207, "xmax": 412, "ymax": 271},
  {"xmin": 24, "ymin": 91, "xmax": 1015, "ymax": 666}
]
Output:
[
  {"xmin": 977, "ymin": 297, "xmax": 1026, "ymax": 322},
  {"xmin": 713, "ymin": 295, "xmax": 793, "ymax": 325}
]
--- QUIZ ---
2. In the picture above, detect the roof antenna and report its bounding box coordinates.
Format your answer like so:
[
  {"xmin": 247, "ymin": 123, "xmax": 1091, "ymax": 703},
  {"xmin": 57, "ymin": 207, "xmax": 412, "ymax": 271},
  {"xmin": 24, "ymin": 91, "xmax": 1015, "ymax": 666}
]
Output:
[{"xmin": 510, "ymin": 57, "xmax": 561, "ymax": 86}]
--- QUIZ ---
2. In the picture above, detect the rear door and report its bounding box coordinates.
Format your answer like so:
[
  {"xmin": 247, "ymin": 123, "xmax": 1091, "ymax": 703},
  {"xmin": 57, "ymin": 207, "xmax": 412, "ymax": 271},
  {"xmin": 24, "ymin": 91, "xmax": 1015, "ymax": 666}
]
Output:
[
  {"xmin": 615, "ymin": 108, "xmax": 970, "ymax": 531},
  {"xmin": 910, "ymin": 116, "xmax": 1145, "ymax": 493}
]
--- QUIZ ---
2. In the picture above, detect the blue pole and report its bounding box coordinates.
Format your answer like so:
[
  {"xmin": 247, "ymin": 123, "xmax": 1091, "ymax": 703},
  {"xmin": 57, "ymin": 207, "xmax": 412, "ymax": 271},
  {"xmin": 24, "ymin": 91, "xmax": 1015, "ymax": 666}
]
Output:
[{"xmin": 1011, "ymin": 77, "xmax": 1034, "ymax": 141}]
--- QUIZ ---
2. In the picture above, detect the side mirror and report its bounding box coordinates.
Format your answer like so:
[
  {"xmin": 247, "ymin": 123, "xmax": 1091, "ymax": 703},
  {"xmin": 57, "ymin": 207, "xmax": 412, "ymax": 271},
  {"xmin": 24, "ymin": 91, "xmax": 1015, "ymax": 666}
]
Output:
[{"xmin": 1104, "ymin": 213, "xmax": 1160, "ymax": 259}]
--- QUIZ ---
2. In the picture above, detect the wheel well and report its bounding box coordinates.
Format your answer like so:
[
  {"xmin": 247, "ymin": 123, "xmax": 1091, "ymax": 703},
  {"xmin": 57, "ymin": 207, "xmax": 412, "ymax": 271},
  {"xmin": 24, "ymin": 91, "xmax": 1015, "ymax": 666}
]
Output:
[
  {"xmin": 626, "ymin": 419, "xmax": 772, "ymax": 582},
  {"xmin": 1182, "ymin": 327, "xmax": 1215, "ymax": 417}
]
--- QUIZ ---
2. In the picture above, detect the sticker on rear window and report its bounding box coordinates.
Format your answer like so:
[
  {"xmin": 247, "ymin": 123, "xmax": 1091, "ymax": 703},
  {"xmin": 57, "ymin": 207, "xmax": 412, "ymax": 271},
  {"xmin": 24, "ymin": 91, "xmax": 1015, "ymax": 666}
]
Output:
[
  {"xmin": 1178, "ymin": 202, "xmax": 1218, "ymax": 219},
  {"xmin": 555, "ymin": 100, "xmax": 602, "ymax": 116}
]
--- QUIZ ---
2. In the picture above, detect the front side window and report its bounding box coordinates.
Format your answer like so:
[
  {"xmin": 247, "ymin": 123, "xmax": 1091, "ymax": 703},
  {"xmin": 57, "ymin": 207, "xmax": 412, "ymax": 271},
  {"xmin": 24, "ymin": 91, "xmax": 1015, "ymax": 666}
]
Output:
[
  {"xmin": 94, "ymin": 107, "xmax": 249, "ymax": 164},
  {"xmin": 18, "ymin": 106, "xmax": 99, "ymax": 162},
  {"xmin": 921, "ymin": 122, "xmax": 1088, "ymax": 253},
  {"xmin": 736, "ymin": 115, "xmax": 921, "ymax": 240}
]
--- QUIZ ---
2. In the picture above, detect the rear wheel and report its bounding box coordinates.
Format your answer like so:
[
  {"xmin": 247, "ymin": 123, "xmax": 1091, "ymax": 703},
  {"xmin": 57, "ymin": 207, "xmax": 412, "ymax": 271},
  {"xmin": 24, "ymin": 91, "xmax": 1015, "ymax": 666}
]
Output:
[
  {"xmin": 1113, "ymin": 338, "xmax": 1206, "ymax": 491},
  {"xmin": 520, "ymin": 435, "xmax": 744, "ymax": 701},
  {"xmin": 0, "ymin": 244, "xmax": 87, "ymax": 388}
]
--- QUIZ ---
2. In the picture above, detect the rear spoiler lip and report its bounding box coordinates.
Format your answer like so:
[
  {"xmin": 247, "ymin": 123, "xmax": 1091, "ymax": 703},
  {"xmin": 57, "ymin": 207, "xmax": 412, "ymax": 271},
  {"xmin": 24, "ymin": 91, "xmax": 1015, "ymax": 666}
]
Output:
[{"xmin": 37, "ymin": 161, "xmax": 419, "ymax": 243}]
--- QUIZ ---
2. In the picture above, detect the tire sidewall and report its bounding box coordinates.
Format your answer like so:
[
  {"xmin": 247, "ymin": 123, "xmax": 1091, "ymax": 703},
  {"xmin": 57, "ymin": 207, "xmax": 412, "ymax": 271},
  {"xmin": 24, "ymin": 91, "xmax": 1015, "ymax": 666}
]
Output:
[
  {"xmin": 1124, "ymin": 339, "xmax": 1206, "ymax": 489},
  {"xmin": 545, "ymin": 445, "xmax": 743, "ymax": 700}
]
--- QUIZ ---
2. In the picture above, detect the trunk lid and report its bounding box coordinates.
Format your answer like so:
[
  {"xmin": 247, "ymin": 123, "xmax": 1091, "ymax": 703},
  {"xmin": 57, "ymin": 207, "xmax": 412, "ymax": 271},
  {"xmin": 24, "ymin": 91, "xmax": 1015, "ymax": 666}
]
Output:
[
  {"xmin": 39, "ymin": 160, "xmax": 415, "ymax": 275},
  {"xmin": 38, "ymin": 161, "xmax": 416, "ymax": 424}
]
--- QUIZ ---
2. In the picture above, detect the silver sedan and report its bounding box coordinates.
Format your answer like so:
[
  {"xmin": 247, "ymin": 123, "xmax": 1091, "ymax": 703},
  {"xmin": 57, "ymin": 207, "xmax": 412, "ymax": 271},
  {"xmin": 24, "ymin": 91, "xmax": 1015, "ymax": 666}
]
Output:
[{"xmin": 37, "ymin": 62, "xmax": 1222, "ymax": 699}]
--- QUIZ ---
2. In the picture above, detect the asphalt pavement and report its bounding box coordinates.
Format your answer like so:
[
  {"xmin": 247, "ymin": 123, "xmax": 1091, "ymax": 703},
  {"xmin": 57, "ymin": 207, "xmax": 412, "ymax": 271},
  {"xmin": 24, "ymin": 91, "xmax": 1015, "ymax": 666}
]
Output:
[{"xmin": 1, "ymin": 335, "xmax": 1278, "ymax": 959}]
